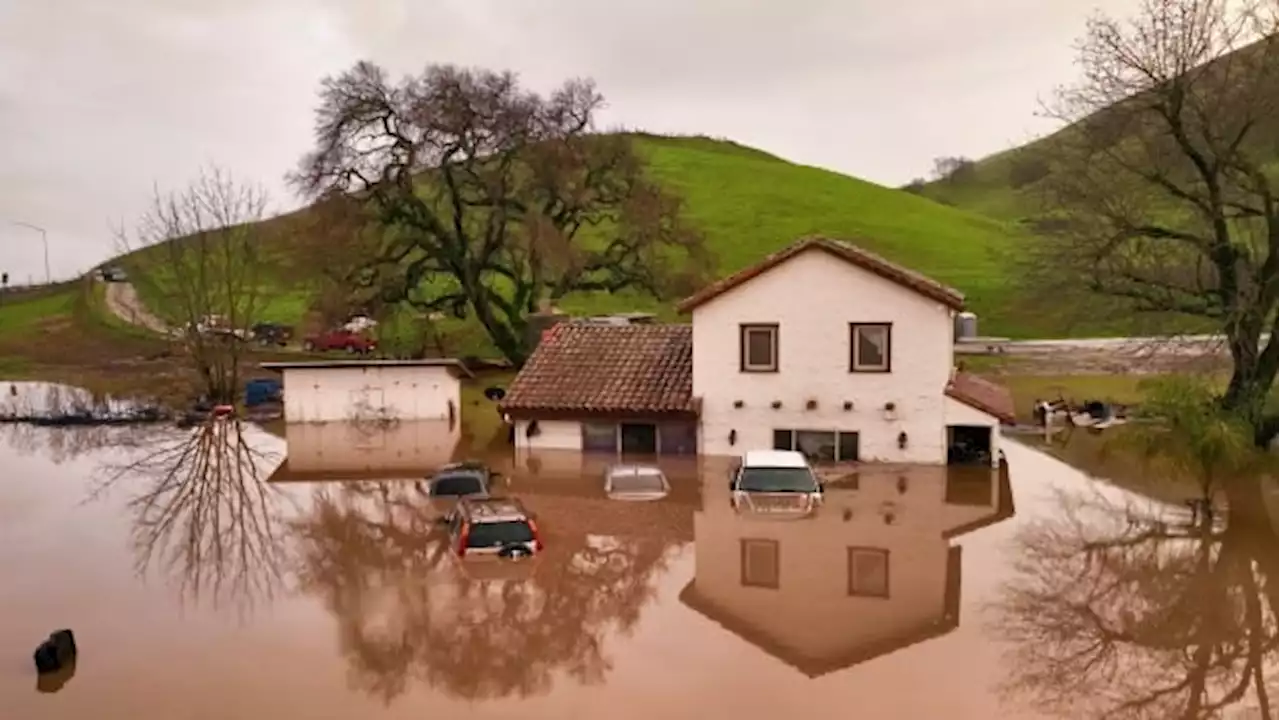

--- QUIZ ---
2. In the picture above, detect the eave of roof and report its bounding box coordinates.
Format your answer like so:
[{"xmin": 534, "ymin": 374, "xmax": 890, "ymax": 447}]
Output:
[{"xmin": 676, "ymin": 236, "xmax": 965, "ymax": 313}]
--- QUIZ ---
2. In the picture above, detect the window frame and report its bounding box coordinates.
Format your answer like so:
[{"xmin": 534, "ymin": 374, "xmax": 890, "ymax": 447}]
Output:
[
  {"xmin": 739, "ymin": 323, "xmax": 780, "ymax": 373},
  {"xmin": 846, "ymin": 546, "xmax": 891, "ymax": 598},
  {"xmin": 740, "ymin": 538, "xmax": 781, "ymax": 589},
  {"xmin": 848, "ymin": 322, "xmax": 892, "ymax": 373},
  {"xmin": 773, "ymin": 429, "xmax": 860, "ymax": 463}
]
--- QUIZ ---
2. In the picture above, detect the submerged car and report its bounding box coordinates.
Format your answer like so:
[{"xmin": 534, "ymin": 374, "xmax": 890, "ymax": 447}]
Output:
[
  {"xmin": 425, "ymin": 462, "xmax": 497, "ymax": 518},
  {"xmin": 729, "ymin": 450, "xmax": 824, "ymax": 516},
  {"xmin": 446, "ymin": 497, "xmax": 544, "ymax": 564},
  {"xmin": 604, "ymin": 464, "xmax": 671, "ymax": 501}
]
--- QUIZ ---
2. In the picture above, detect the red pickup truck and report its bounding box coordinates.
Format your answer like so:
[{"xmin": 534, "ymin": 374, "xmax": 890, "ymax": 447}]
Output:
[{"xmin": 302, "ymin": 329, "xmax": 376, "ymax": 354}]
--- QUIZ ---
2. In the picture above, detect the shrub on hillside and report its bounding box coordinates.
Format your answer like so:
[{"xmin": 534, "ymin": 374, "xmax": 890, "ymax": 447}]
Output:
[{"xmin": 1007, "ymin": 154, "xmax": 1051, "ymax": 188}]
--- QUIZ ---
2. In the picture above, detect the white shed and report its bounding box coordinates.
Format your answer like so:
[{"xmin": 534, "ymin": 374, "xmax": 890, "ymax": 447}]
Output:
[{"xmin": 260, "ymin": 359, "xmax": 473, "ymax": 424}]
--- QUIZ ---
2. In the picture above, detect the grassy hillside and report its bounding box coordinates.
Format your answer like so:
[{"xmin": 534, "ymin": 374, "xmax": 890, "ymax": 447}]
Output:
[{"xmin": 119, "ymin": 133, "xmax": 1043, "ymax": 353}]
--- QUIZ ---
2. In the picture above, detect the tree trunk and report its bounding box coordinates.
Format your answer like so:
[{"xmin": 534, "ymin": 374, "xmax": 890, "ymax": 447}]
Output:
[{"xmin": 1221, "ymin": 319, "xmax": 1278, "ymax": 448}]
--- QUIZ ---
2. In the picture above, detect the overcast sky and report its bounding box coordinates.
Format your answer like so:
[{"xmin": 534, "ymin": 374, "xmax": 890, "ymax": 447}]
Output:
[{"xmin": 0, "ymin": 0, "xmax": 1140, "ymax": 283}]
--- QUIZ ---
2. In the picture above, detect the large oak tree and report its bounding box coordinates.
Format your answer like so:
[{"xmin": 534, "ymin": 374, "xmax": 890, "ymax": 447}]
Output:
[
  {"xmin": 1025, "ymin": 0, "xmax": 1278, "ymax": 445},
  {"xmin": 291, "ymin": 63, "xmax": 708, "ymax": 364}
]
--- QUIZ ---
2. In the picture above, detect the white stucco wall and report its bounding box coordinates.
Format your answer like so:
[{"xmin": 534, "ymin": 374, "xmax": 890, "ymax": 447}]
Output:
[
  {"xmin": 691, "ymin": 248, "xmax": 956, "ymax": 463},
  {"xmin": 513, "ymin": 419, "xmax": 583, "ymax": 451},
  {"xmin": 280, "ymin": 365, "xmax": 462, "ymax": 424}
]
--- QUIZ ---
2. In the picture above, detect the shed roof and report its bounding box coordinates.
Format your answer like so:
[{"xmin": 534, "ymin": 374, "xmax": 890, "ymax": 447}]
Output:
[{"xmin": 259, "ymin": 358, "xmax": 473, "ymax": 379}]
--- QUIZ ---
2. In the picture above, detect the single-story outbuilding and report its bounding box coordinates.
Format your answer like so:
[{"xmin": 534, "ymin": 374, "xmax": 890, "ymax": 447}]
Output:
[
  {"xmin": 500, "ymin": 323, "xmax": 700, "ymax": 458},
  {"xmin": 260, "ymin": 359, "xmax": 472, "ymax": 425}
]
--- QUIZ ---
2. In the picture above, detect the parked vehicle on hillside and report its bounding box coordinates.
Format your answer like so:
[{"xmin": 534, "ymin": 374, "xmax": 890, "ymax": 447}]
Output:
[
  {"xmin": 99, "ymin": 266, "xmax": 128, "ymax": 282},
  {"xmin": 250, "ymin": 322, "xmax": 294, "ymax": 346},
  {"xmin": 342, "ymin": 314, "xmax": 378, "ymax": 333},
  {"xmin": 729, "ymin": 450, "xmax": 824, "ymax": 516},
  {"xmin": 301, "ymin": 328, "xmax": 376, "ymax": 354}
]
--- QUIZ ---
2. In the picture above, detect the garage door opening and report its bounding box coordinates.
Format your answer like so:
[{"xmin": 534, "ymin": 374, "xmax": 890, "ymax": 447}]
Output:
[{"xmin": 947, "ymin": 425, "xmax": 992, "ymax": 466}]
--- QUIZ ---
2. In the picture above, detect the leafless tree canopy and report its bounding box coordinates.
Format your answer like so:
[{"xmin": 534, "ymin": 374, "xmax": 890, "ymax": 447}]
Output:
[
  {"xmin": 291, "ymin": 481, "xmax": 678, "ymax": 703},
  {"xmin": 1026, "ymin": 0, "xmax": 1278, "ymax": 441},
  {"xmin": 989, "ymin": 488, "xmax": 1277, "ymax": 719},
  {"xmin": 290, "ymin": 62, "xmax": 710, "ymax": 363},
  {"xmin": 91, "ymin": 420, "xmax": 292, "ymax": 616},
  {"xmin": 118, "ymin": 168, "xmax": 273, "ymax": 403}
]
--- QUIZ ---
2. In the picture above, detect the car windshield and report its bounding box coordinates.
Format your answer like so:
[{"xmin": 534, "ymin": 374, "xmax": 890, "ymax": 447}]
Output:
[
  {"xmin": 466, "ymin": 521, "xmax": 535, "ymax": 548},
  {"xmin": 609, "ymin": 468, "xmax": 665, "ymax": 492},
  {"xmin": 737, "ymin": 466, "xmax": 818, "ymax": 493},
  {"xmin": 431, "ymin": 474, "xmax": 485, "ymax": 497}
]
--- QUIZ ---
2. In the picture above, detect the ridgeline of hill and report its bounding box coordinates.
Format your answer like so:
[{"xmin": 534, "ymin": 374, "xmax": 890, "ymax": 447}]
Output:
[{"xmin": 120, "ymin": 134, "xmax": 1045, "ymax": 354}]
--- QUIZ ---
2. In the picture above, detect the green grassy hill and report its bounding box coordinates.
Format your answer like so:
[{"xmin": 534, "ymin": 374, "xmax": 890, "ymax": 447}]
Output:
[{"xmin": 119, "ymin": 133, "xmax": 1045, "ymax": 354}]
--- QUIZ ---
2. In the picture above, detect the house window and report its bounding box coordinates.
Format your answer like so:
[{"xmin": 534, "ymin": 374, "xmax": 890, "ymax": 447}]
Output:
[
  {"xmin": 739, "ymin": 324, "xmax": 779, "ymax": 373},
  {"xmin": 658, "ymin": 421, "xmax": 698, "ymax": 455},
  {"xmin": 773, "ymin": 429, "xmax": 860, "ymax": 463},
  {"xmin": 849, "ymin": 323, "xmax": 892, "ymax": 373},
  {"xmin": 740, "ymin": 538, "xmax": 780, "ymax": 589},
  {"xmin": 847, "ymin": 547, "xmax": 890, "ymax": 598},
  {"xmin": 581, "ymin": 422, "xmax": 618, "ymax": 453}
]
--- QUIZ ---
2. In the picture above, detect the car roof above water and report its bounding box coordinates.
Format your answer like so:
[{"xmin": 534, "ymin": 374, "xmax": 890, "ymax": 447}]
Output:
[
  {"xmin": 741, "ymin": 450, "xmax": 809, "ymax": 469},
  {"xmin": 459, "ymin": 497, "xmax": 528, "ymax": 523}
]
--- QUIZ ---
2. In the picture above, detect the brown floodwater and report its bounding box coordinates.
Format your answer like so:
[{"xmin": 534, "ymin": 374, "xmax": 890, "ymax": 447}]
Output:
[{"xmin": 0, "ymin": 416, "xmax": 1275, "ymax": 719}]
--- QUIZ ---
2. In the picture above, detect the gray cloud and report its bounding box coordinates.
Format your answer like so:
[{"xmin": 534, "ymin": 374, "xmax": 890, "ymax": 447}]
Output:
[{"xmin": 0, "ymin": 0, "xmax": 1134, "ymax": 281}]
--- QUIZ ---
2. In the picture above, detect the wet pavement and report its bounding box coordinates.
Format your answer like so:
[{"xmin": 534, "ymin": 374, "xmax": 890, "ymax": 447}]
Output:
[{"xmin": 0, "ymin": 416, "xmax": 1274, "ymax": 719}]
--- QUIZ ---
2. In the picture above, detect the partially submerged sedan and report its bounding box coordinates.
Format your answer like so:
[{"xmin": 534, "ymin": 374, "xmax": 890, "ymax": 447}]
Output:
[{"xmin": 603, "ymin": 464, "xmax": 671, "ymax": 501}]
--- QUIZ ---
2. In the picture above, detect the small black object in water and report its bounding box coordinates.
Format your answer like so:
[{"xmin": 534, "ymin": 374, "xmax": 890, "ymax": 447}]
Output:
[
  {"xmin": 33, "ymin": 629, "xmax": 77, "ymax": 674},
  {"xmin": 36, "ymin": 658, "xmax": 76, "ymax": 693}
]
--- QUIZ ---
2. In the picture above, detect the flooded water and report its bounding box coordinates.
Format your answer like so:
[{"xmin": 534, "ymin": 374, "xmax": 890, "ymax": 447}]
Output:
[{"xmin": 0, "ymin": 418, "xmax": 1275, "ymax": 719}]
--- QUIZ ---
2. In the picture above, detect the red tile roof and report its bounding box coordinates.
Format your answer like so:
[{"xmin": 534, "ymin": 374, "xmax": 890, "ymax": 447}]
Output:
[
  {"xmin": 500, "ymin": 323, "xmax": 696, "ymax": 416},
  {"xmin": 946, "ymin": 371, "xmax": 1017, "ymax": 425},
  {"xmin": 676, "ymin": 236, "xmax": 966, "ymax": 313}
]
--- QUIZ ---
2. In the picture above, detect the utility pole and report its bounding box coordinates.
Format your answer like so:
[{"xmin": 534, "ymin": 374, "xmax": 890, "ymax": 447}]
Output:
[{"xmin": 9, "ymin": 221, "xmax": 51, "ymax": 284}]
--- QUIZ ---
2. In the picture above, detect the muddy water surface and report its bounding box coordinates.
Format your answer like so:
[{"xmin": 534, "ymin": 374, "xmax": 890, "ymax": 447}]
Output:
[{"xmin": 0, "ymin": 420, "xmax": 1274, "ymax": 719}]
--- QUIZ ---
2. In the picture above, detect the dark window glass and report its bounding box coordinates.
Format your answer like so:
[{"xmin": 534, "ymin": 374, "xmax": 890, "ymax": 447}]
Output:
[
  {"xmin": 837, "ymin": 432, "xmax": 860, "ymax": 462},
  {"xmin": 466, "ymin": 521, "xmax": 536, "ymax": 548},
  {"xmin": 772, "ymin": 429, "xmax": 794, "ymax": 451},
  {"xmin": 795, "ymin": 430, "xmax": 836, "ymax": 463},
  {"xmin": 620, "ymin": 423, "xmax": 658, "ymax": 454},
  {"xmin": 430, "ymin": 475, "xmax": 486, "ymax": 496},
  {"xmin": 582, "ymin": 422, "xmax": 618, "ymax": 453},
  {"xmin": 658, "ymin": 422, "xmax": 698, "ymax": 455}
]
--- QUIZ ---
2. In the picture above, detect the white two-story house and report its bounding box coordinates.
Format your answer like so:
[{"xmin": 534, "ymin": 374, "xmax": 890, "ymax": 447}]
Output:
[{"xmin": 500, "ymin": 236, "xmax": 1015, "ymax": 467}]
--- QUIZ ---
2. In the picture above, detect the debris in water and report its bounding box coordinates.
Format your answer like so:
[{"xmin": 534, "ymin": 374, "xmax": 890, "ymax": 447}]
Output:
[{"xmin": 33, "ymin": 628, "xmax": 77, "ymax": 675}]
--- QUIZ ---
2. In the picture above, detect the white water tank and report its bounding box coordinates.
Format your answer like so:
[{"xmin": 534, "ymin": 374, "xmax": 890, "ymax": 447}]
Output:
[{"xmin": 954, "ymin": 312, "xmax": 978, "ymax": 341}]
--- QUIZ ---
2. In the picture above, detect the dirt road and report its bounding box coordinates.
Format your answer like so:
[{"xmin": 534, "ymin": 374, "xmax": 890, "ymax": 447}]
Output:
[{"xmin": 102, "ymin": 281, "xmax": 174, "ymax": 336}]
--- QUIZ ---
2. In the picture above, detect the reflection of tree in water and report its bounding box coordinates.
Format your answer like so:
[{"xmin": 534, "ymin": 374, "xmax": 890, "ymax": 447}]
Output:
[
  {"xmin": 990, "ymin": 487, "xmax": 1277, "ymax": 719},
  {"xmin": 93, "ymin": 419, "xmax": 292, "ymax": 615},
  {"xmin": 0, "ymin": 423, "xmax": 164, "ymax": 464},
  {"xmin": 292, "ymin": 482, "xmax": 679, "ymax": 703}
]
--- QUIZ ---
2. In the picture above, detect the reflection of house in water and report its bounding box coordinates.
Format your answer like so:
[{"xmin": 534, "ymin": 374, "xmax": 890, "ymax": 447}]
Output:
[
  {"xmin": 681, "ymin": 463, "xmax": 1014, "ymax": 677},
  {"xmin": 266, "ymin": 420, "xmax": 463, "ymax": 482}
]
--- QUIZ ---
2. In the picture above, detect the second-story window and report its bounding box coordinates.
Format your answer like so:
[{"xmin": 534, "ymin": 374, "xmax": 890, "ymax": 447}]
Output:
[
  {"xmin": 849, "ymin": 323, "xmax": 892, "ymax": 373},
  {"xmin": 739, "ymin": 323, "xmax": 779, "ymax": 372}
]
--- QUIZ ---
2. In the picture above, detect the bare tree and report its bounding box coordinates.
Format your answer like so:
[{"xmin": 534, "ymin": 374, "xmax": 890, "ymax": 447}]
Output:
[
  {"xmin": 90, "ymin": 419, "xmax": 292, "ymax": 616},
  {"xmin": 291, "ymin": 481, "xmax": 679, "ymax": 703},
  {"xmin": 989, "ymin": 484, "xmax": 1277, "ymax": 720},
  {"xmin": 1023, "ymin": 0, "xmax": 1278, "ymax": 445},
  {"xmin": 119, "ymin": 168, "xmax": 273, "ymax": 404},
  {"xmin": 290, "ymin": 62, "xmax": 710, "ymax": 364}
]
